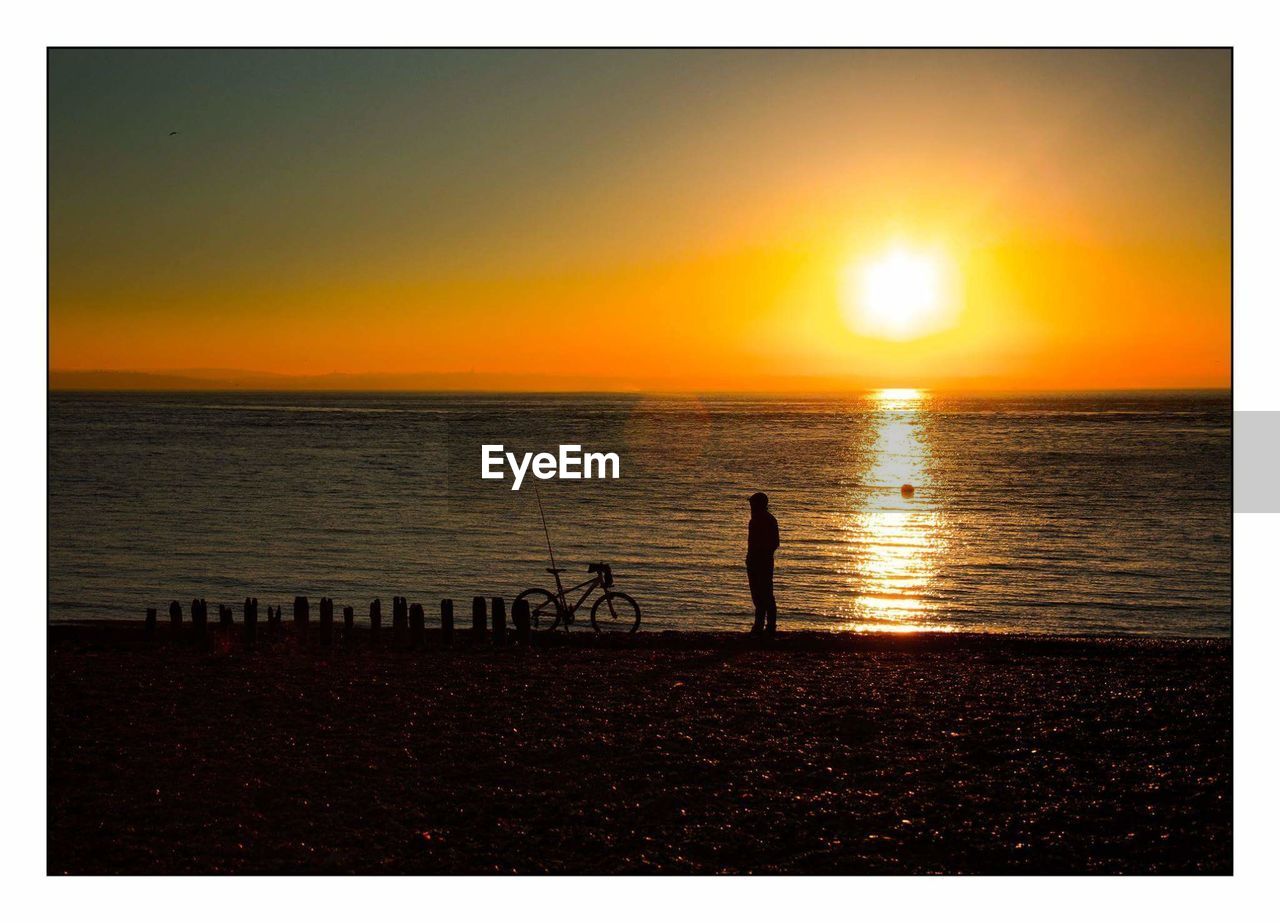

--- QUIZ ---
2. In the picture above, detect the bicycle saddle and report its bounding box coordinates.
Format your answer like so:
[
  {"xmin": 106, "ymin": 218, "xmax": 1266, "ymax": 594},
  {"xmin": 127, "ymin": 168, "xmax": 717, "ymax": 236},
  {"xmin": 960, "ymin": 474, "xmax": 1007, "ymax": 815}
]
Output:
[{"xmin": 546, "ymin": 567, "xmax": 565, "ymax": 574}]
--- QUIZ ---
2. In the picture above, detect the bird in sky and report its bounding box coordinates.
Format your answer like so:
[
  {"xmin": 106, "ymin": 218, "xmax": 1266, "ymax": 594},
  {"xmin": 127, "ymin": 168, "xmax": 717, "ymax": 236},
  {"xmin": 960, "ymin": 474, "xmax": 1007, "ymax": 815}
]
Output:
[{"xmin": 168, "ymin": 130, "xmax": 179, "ymax": 136}]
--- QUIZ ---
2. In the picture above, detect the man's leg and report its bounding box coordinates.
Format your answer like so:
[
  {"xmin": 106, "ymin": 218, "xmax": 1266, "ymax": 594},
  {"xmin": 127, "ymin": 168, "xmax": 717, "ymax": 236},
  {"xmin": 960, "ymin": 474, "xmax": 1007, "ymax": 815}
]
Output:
[
  {"xmin": 765, "ymin": 562, "xmax": 777, "ymax": 634},
  {"xmin": 748, "ymin": 565, "xmax": 766, "ymax": 632}
]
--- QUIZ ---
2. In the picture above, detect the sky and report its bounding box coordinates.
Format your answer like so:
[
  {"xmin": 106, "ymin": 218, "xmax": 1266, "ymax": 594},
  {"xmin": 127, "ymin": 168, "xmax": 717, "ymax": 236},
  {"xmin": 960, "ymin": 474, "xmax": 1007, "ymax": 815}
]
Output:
[{"xmin": 49, "ymin": 49, "xmax": 1230, "ymax": 391}]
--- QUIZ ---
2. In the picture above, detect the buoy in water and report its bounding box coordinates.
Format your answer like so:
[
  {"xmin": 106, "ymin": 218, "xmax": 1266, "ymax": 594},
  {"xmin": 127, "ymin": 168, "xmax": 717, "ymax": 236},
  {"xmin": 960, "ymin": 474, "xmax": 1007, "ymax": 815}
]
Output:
[{"xmin": 900, "ymin": 483, "xmax": 915, "ymax": 498}]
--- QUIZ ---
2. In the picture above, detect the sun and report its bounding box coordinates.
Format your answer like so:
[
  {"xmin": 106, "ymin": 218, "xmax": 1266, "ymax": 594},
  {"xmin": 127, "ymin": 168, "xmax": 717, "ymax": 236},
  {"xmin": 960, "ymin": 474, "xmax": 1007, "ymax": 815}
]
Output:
[{"xmin": 840, "ymin": 245, "xmax": 954, "ymax": 340}]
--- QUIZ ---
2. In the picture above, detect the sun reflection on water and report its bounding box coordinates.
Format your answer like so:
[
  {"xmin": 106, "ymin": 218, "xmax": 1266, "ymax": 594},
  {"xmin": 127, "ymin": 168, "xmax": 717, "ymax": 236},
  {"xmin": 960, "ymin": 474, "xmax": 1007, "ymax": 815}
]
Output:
[{"xmin": 841, "ymin": 389, "xmax": 952, "ymax": 632}]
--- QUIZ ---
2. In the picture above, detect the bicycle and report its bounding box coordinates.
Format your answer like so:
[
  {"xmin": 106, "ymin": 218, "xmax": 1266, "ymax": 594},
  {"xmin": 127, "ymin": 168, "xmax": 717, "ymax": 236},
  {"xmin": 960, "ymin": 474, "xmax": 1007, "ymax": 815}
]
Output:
[
  {"xmin": 515, "ymin": 561, "xmax": 641, "ymax": 633},
  {"xmin": 515, "ymin": 486, "xmax": 642, "ymax": 633}
]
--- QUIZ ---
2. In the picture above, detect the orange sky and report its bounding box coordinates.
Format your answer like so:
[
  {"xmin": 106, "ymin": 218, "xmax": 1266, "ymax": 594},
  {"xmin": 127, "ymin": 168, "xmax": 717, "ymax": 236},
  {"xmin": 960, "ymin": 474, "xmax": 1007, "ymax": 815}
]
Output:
[{"xmin": 49, "ymin": 49, "xmax": 1230, "ymax": 391}]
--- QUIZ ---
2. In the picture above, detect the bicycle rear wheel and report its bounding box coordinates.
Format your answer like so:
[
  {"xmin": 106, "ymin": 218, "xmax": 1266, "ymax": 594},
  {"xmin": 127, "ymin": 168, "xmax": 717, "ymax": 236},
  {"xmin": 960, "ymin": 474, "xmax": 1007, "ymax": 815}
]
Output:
[
  {"xmin": 514, "ymin": 588, "xmax": 562, "ymax": 631},
  {"xmin": 590, "ymin": 591, "xmax": 641, "ymax": 634}
]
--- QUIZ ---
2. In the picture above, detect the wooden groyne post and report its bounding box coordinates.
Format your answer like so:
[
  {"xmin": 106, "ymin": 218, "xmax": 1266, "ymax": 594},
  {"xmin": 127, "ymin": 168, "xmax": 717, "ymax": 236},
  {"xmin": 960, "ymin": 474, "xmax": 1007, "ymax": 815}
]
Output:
[
  {"xmin": 145, "ymin": 607, "xmax": 157, "ymax": 637},
  {"xmin": 492, "ymin": 597, "xmax": 507, "ymax": 646},
  {"xmin": 471, "ymin": 596, "xmax": 486, "ymax": 642},
  {"xmin": 393, "ymin": 596, "xmax": 408, "ymax": 645},
  {"xmin": 294, "ymin": 596, "xmax": 309, "ymax": 637},
  {"xmin": 410, "ymin": 602, "xmax": 425, "ymax": 647},
  {"xmin": 343, "ymin": 605, "xmax": 354, "ymax": 643},
  {"xmin": 513, "ymin": 598, "xmax": 531, "ymax": 647},
  {"xmin": 370, "ymin": 598, "xmax": 382, "ymax": 636},
  {"xmin": 441, "ymin": 599, "xmax": 454, "ymax": 645},
  {"xmin": 319, "ymin": 597, "xmax": 334, "ymax": 645},
  {"xmin": 219, "ymin": 604, "xmax": 233, "ymax": 628},
  {"xmin": 192, "ymin": 598, "xmax": 207, "ymax": 639},
  {"xmin": 169, "ymin": 600, "xmax": 182, "ymax": 630},
  {"xmin": 244, "ymin": 597, "xmax": 258, "ymax": 648}
]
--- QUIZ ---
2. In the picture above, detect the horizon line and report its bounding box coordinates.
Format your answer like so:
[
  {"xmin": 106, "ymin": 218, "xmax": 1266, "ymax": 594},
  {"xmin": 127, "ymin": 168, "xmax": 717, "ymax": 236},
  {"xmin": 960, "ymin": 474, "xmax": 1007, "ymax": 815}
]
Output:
[{"xmin": 48, "ymin": 368, "xmax": 1231, "ymax": 396}]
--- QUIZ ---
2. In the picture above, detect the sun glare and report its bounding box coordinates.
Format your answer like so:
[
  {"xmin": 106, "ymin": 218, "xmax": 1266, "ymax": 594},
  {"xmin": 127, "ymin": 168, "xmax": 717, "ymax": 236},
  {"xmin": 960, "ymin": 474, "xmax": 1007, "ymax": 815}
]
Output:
[{"xmin": 841, "ymin": 246, "xmax": 954, "ymax": 341}]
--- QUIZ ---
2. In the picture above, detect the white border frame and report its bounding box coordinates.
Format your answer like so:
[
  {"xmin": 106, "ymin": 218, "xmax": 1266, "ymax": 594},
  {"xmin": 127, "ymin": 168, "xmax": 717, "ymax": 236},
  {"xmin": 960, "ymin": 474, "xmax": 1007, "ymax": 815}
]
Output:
[{"xmin": 11, "ymin": 2, "xmax": 1278, "ymax": 917}]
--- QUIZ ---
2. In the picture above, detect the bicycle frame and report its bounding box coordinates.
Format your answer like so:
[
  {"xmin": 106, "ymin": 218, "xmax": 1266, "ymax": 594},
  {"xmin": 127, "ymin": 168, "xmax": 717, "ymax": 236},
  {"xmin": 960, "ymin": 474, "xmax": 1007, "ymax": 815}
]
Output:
[{"xmin": 549, "ymin": 572, "xmax": 605, "ymax": 618}]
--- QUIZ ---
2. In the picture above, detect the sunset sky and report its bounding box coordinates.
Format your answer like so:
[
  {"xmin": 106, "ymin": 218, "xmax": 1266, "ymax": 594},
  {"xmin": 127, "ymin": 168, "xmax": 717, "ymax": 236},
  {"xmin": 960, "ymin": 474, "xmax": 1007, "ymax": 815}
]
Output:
[{"xmin": 49, "ymin": 49, "xmax": 1230, "ymax": 391}]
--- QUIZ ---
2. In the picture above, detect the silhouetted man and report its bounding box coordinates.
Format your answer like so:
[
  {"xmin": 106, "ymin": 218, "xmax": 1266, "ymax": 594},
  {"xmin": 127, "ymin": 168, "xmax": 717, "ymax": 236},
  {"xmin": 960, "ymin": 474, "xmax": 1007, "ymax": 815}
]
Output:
[{"xmin": 747, "ymin": 491, "xmax": 780, "ymax": 634}]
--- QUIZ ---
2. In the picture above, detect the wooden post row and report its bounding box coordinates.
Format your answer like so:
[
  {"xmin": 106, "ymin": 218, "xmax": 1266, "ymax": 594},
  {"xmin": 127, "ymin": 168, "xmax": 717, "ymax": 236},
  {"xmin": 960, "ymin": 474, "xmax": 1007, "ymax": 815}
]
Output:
[{"xmin": 149, "ymin": 594, "xmax": 494, "ymax": 649}]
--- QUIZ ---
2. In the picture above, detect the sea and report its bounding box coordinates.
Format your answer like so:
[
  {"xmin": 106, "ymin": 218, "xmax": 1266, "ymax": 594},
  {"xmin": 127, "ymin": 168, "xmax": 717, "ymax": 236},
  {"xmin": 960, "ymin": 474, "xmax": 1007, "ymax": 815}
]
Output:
[{"xmin": 48, "ymin": 390, "xmax": 1231, "ymax": 636}]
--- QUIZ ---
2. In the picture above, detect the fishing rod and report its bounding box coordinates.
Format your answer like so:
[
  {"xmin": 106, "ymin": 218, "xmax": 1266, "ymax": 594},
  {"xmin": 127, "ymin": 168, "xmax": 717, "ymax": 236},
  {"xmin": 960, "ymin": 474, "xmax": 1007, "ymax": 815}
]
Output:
[{"xmin": 533, "ymin": 483, "xmax": 558, "ymax": 573}]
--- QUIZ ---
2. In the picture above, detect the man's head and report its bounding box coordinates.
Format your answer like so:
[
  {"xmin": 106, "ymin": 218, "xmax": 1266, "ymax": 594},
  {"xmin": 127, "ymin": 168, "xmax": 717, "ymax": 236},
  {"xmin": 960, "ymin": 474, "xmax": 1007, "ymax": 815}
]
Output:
[{"xmin": 749, "ymin": 491, "xmax": 769, "ymax": 513}]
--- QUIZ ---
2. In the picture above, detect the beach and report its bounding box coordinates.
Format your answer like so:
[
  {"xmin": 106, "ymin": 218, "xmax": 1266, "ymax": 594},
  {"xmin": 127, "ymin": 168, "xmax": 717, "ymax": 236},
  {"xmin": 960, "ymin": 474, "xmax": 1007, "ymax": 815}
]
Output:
[{"xmin": 48, "ymin": 624, "xmax": 1230, "ymax": 874}]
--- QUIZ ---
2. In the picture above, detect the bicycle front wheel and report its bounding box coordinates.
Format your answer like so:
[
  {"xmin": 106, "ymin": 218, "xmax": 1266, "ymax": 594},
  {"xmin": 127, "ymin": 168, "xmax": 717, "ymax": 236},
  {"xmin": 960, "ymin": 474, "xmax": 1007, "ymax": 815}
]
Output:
[
  {"xmin": 590, "ymin": 591, "xmax": 641, "ymax": 634},
  {"xmin": 515, "ymin": 588, "xmax": 562, "ymax": 631}
]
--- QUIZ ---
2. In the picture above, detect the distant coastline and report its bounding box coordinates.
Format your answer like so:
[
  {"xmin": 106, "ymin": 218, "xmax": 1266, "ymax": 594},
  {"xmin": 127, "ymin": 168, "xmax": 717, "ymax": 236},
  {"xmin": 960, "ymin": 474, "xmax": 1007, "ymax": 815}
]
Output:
[{"xmin": 48, "ymin": 369, "xmax": 1233, "ymax": 394}]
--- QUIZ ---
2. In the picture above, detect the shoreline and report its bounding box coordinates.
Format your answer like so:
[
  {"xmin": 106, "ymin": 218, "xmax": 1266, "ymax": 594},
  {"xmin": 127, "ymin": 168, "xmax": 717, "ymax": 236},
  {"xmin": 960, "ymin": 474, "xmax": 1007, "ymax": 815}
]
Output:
[{"xmin": 47, "ymin": 619, "xmax": 1230, "ymax": 652}]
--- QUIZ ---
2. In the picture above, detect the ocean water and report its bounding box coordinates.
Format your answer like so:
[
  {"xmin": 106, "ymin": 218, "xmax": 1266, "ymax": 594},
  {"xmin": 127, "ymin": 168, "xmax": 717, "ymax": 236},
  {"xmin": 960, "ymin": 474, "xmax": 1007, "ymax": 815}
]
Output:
[{"xmin": 48, "ymin": 390, "xmax": 1231, "ymax": 636}]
